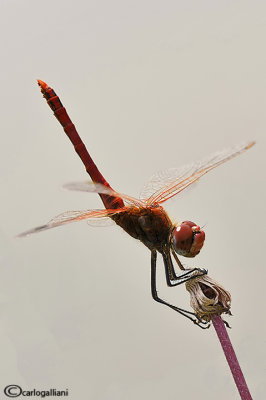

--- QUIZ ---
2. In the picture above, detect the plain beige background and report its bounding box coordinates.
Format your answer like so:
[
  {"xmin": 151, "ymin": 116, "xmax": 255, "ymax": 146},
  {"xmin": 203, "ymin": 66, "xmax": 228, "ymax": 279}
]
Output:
[{"xmin": 1, "ymin": 1, "xmax": 265, "ymax": 399}]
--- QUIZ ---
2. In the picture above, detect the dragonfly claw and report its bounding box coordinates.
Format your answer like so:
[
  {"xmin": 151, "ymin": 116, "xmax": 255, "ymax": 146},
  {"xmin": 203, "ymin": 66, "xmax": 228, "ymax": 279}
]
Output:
[
  {"xmin": 222, "ymin": 319, "xmax": 231, "ymax": 328},
  {"xmin": 196, "ymin": 267, "xmax": 208, "ymax": 276},
  {"xmin": 193, "ymin": 318, "xmax": 211, "ymax": 329}
]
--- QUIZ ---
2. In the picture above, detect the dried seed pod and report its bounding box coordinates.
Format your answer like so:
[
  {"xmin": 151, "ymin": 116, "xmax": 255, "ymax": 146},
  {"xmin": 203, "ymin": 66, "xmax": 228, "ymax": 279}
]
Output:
[{"xmin": 185, "ymin": 271, "xmax": 231, "ymax": 322}]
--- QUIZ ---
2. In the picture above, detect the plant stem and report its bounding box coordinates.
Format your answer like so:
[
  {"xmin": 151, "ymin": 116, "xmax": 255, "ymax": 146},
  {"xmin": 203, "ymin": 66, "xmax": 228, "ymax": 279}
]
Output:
[{"xmin": 212, "ymin": 315, "xmax": 253, "ymax": 400}]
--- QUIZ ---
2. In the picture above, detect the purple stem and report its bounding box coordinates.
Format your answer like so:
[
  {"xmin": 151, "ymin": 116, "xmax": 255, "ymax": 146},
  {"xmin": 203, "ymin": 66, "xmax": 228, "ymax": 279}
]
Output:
[{"xmin": 211, "ymin": 315, "xmax": 253, "ymax": 400}]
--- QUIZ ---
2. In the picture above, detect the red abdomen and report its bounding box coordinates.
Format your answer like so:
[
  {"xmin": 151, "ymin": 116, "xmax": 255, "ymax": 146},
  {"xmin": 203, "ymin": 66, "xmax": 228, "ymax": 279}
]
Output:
[{"xmin": 38, "ymin": 80, "xmax": 124, "ymax": 210}]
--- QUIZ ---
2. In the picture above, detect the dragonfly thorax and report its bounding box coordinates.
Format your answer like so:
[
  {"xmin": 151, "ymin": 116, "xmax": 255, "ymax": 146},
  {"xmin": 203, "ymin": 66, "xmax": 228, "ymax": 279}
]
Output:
[{"xmin": 111, "ymin": 205, "xmax": 173, "ymax": 252}]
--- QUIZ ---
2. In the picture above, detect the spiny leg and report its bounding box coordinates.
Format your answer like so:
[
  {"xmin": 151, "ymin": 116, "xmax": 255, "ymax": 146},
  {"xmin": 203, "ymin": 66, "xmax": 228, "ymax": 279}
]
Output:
[
  {"xmin": 162, "ymin": 251, "xmax": 207, "ymax": 287},
  {"xmin": 150, "ymin": 250, "xmax": 210, "ymax": 329},
  {"xmin": 171, "ymin": 248, "xmax": 185, "ymax": 270}
]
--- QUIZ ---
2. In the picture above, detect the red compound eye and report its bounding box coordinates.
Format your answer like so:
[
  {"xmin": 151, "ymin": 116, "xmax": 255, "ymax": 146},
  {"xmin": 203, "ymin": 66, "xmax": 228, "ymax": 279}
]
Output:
[{"xmin": 171, "ymin": 221, "xmax": 205, "ymax": 257}]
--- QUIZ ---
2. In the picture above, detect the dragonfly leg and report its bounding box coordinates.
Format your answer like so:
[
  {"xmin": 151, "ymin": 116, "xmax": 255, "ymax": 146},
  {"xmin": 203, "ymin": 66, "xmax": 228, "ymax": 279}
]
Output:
[
  {"xmin": 222, "ymin": 319, "xmax": 231, "ymax": 328},
  {"xmin": 171, "ymin": 249, "xmax": 185, "ymax": 270},
  {"xmin": 162, "ymin": 251, "xmax": 207, "ymax": 287},
  {"xmin": 151, "ymin": 251, "xmax": 210, "ymax": 329}
]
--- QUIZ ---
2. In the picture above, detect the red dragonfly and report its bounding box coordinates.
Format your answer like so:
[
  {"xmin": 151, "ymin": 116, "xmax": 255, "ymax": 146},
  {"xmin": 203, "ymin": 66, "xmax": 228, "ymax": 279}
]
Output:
[{"xmin": 19, "ymin": 80, "xmax": 254, "ymax": 328}]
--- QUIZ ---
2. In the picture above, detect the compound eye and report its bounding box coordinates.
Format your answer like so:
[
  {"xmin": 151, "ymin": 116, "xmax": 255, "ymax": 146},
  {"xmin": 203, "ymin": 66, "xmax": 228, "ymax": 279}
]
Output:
[
  {"xmin": 172, "ymin": 223, "xmax": 194, "ymax": 255},
  {"xmin": 171, "ymin": 221, "xmax": 205, "ymax": 257},
  {"xmin": 182, "ymin": 220, "xmax": 198, "ymax": 229}
]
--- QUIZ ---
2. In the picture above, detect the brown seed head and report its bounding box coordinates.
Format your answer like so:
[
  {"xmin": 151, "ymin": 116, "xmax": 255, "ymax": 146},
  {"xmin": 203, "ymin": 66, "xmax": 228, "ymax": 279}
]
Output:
[{"xmin": 185, "ymin": 271, "xmax": 231, "ymax": 322}]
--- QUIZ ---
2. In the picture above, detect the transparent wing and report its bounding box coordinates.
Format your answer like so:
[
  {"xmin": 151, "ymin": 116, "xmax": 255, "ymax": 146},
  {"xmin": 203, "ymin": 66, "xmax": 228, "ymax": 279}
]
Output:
[
  {"xmin": 87, "ymin": 217, "xmax": 115, "ymax": 227},
  {"xmin": 64, "ymin": 181, "xmax": 145, "ymax": 207},
  {"xmin": 17, "ymin": 206, "xmax": 127, "ymax": 237},
  {"xmin": 141, "ymin": 141, "xmax": 255, "ymax": 205}
]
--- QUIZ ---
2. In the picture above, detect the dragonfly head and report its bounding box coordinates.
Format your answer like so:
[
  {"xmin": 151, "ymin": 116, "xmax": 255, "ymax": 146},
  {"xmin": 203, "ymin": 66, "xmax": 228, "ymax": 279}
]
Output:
[{"xmin": 170, "ymin": 221, "xmax": 205, "ymax": 257}]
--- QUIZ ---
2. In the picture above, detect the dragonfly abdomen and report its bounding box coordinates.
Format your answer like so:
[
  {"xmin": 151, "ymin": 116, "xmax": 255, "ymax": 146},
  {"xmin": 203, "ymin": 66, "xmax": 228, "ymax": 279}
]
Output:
[{"xmin": 37, "ymin": 80, "xmax": 124, "ymax": 210}]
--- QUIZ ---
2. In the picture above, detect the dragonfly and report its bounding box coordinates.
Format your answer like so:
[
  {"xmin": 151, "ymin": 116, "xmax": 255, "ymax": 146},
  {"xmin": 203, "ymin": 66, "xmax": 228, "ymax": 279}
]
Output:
[{"xmin": 19, "ymin": 80, "xmax": 255, "ymax": 328}]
